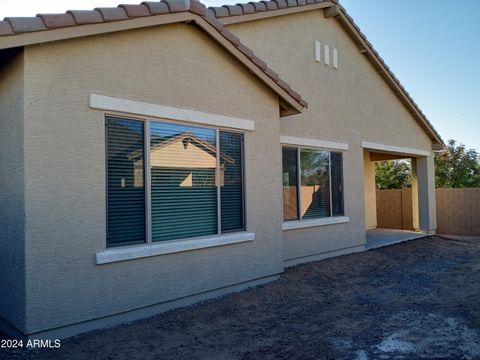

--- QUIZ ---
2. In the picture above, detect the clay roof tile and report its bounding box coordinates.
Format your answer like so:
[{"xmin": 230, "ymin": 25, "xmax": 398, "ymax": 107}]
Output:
[
  {"xmin": 37, "ymin": 13, "xmax": 76, "ymax": 28},
  {"xmin": 209, "ymin": 6, "xmax": 229, "ymax": 18},
  {"xmin": 189, "ymin": 1, "xmax": 207, "ymax": 16},
  {"xmin": 141, "ymin": 2, "xmax": 170, "ymax": 14},
  {"xmin": 223, "ymin": 5, "xmax": 244, "ymax": 16},
  {"xmin": 67, "ymin": 10, "xmax": 104, "ymax": 25},
  {"xmin": 261, "ymin": 1, "xmax": 278, "ymax": 11},
  {"xmin": 5, "ymin": 17, "xmax": 47, "ymax": 33},
  {"xmin": 249, "ymin": 2, "xmax": 267, "ymax": 11},
  {"xmin": 0, "ymin": 21, "xmax": 14, "ymax": 36},
  {"xmin": 272, "ymin": 0, "xmax": 287, "ymax": 9},
  {"xmin": 163, "ymin": 0, "xmax": 189, "ymax": 13},
  {"xmin": 118, "ymin": 4, "xmax": 151, "ymax": 17},
  {"xmin": 237, "ymin": 3, "xmax": 256, "ymax": 14},
  {"xmin": 95, "ymin": 7, "xmax": 129, "ymax": 21}
]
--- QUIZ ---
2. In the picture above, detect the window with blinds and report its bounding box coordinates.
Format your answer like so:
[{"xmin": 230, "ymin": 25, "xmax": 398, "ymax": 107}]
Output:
[
  {"xmin": 150, "ymin": 122, "xmax": 218, "ymax": 242},
  {"xmin": 331, "ymin": 152, "xmax": 344, "ymax": 216},
  {"xmin": 282, "ymin": 146, "xmax": 344, "ymax": 222},
  {"xmin": 106, "ymin": 117, "xmax": 146, "ymax": 247},
  {"xmin": 220, "ymin": 132, "xmax": 245, "ymax": 232},
  {"xmin": 105, "ymin": 117, "xmax": 245, "ymax": 247}
]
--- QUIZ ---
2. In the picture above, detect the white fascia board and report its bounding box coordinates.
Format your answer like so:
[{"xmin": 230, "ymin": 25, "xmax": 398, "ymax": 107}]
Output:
[
  {"xmin": 96, "ymin": 232, "xmax": 255, "ymax": 265},
  {"xmin": 90, "ymin": 94, "xmax": 255, "ymax": 131},
  {"xmin": 361, "ymin": 141, "xmax": 430, "ymax": 157},
  {"xmin": 280, "ymin": 136, "xmax": 349, "ymax": 151}
]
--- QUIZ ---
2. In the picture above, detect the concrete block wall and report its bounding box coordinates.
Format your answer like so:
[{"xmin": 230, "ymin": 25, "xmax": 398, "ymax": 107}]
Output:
[
  {"xmin": 436, "ymin": 188, "xmax": 480, "ymax": 236},
  {"xmin": 376, "ymin": 189, "xmax": 414, "ymax": 231},
  {"xmin": 377, "ymin": 188, "xmax": 480, "ymax": 236}
]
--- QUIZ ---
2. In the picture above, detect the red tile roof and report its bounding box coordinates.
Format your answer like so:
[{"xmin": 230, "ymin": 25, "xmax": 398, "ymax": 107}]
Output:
[
  {"xmin": 0, "ymin": 0, "xmax": 308, "ymax": 111},
  {"xmin": 208, "ymin": 0, "xmax": 330, "ymax": 17}
]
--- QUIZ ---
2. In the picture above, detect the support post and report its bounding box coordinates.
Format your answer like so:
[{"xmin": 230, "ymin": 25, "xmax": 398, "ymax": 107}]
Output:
[{"xmin": 415, "ymin": 154, "xmax": 437, "ymax": 234}]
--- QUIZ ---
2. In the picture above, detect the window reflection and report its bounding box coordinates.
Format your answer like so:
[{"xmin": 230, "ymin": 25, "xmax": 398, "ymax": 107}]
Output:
[{"xmin": 150, "ymin": 122, "xmax": 218, "ymax": 242}]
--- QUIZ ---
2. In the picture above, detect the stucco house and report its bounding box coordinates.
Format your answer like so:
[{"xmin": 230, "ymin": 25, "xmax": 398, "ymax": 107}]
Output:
[{"xmin": 0, "ymin": 0, "xmax": 443, "ymax": 340}]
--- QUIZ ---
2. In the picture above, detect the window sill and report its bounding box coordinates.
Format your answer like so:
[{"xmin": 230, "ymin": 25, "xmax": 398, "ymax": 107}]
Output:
[
  {"xmin": 96, "ymin": 232, "xmax": 255, "ymax": 265},
  {"xmin": 282, "ymin": 216, "xmax": 350, "ymax": 231}
]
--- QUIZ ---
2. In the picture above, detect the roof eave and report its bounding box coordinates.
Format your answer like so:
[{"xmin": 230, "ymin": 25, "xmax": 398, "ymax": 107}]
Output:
[
  {"xmin": 0, "ymin": 8, "xmax": 306, "ymax": 116},
  {"xmin": 0, "ymin": 12, "xmax": 192, "ymax": 51}
]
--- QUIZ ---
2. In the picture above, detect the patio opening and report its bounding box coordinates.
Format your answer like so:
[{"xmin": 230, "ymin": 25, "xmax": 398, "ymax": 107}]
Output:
[{"xmin": 363, "ymin": 148, "xmax": 427, "ymax": 249}]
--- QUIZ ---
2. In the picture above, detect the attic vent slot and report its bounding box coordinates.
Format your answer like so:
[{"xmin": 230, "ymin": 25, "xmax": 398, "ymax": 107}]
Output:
[
  {"xmin": 323, "ymin": 44, "xmax": 330, "ymax": 66},
  {"xmin": 314, "ymin": 40, "xmax": 321, "ymax": 62},
  {"xmin": 332, "ymin": 48, "xmax": 338, "ymax": 69}
]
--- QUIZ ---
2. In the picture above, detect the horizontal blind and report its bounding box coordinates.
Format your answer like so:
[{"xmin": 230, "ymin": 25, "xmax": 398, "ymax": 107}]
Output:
[
  {"xmin": 220, "ymin": 131, "xmax": 244, "ymax": 232},
  {"xmin": 150, "ymin": 121, "xmax": 217, "ymax": 242},
  {"xmin": 106, "ymin": 117, "xmax": 146, "ymax": 246},
  {"xmin": 331, "ymin": 152, "xmax": 344, "ymax": 216},
  {"xmin": 300, "ymin": 148, "xmax": 331, "ymax": 219}
]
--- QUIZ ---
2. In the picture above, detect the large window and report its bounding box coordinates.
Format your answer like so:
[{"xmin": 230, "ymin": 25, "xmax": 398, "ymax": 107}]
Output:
[
  {"xmin": 106, "ymin": 116, "xmax": 244, "ymax": 247},
  {"xmin": 282, "ymin": 146, "xmax": 344, "ymax": 222}
]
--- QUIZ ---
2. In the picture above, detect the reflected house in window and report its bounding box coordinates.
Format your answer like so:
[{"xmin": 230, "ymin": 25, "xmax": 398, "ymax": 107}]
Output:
[{"xmin": 146, "ymin": 132, "xmax": 234, "ymax": 188}]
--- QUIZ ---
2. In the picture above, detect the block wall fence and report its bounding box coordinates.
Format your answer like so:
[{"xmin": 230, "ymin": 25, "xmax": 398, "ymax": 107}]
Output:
[{"xmin": 376, "ymin": 188, "xmax": 480, "ymax": 236}]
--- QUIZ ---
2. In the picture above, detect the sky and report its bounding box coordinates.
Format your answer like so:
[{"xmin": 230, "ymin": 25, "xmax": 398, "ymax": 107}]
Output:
[{"xmin": 1, "ymin": 0, "xmax": 479, "ymax": 151}]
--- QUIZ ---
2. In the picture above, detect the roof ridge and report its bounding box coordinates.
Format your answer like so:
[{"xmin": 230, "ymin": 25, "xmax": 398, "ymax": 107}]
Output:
[
  {"xmin": 0, "ymin": 0, "xmax": 308, "ymax": 111},
  {"xmin": 208, "ymin": 0, "xmax": 336, "ymax": 18}
]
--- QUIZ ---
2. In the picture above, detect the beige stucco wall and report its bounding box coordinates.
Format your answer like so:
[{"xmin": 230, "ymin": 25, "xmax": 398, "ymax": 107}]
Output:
[
  {"xmin": 22, "ymin": 23, "xmax": 283, "ymax": 334},
  {"xmin": 0, "ymin": 50, "xmax": 26, "ymax": 333},
  {"xmin": 228, "ymin": 9, "xmax": 435, "ymax": 261},
  {"xmin": 363, "ymin": 151, "xmax": 377, "ymax": 230}
]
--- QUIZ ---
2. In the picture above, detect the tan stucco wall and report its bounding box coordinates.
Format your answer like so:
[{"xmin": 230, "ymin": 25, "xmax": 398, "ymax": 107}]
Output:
[
  {"xmin": 363, "ymin": 151, "xmax": 377, "ymax": 230},
  {"xmin": 0, "ymin": 50, "xmax": 26, "ymax": 333},
  {"xmin": 22, "ymin": 23, "xmax": 283, "ymax": 334},
  {"xmin": 228, "ymin": 10, "xmax": 435, "ymax": 261}
]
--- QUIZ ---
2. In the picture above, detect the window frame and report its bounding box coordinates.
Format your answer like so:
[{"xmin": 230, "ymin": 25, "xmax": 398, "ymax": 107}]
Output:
[
  {"xmin": 105, "ymin": 115, "xmax": 246, "ymax": 248},
  {"xmin": 282, "ymin": 144, "xmax": 346, "ymax": 224}
]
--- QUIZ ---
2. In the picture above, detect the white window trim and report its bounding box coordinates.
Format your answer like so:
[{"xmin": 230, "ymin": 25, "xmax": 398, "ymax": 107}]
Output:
[
  {"xmin": 90, "ymin": 94, "xmax": 255, "ymax": 131},
  {"xmin": 280, "ymin": 136, "xmax": 348, "ymax": 151},
  {"xmin": 361, "ymin": 141, "xmax": 430, "ymax": 157},
  {"xmin": 282, "ymin": 216, "xmax": 350, "ymax": 231},
  {"xmin": 96, "ymin": 232, "xmax": 255, "ymax": 265}
]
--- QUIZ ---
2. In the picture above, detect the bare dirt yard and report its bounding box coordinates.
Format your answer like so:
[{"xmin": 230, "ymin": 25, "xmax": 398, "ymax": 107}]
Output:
[{"xmin": 2, "ymin": 235, "xmax": 480, "ymax": 360}]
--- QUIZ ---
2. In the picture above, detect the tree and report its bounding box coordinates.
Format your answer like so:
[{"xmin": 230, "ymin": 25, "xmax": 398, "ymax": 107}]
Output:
[
  {"xmin": 375, "ymin": 160, "xmax": 412, "ymax": 189},
  {"xmin": 435, "ymin": 139, "xmax": 480, "ymax": 188}
]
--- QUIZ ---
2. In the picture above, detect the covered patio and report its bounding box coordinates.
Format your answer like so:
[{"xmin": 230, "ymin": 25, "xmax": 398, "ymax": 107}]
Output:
[{"xmin": 366, "ymin": 228, "xmax": 427, "ymax": 250}]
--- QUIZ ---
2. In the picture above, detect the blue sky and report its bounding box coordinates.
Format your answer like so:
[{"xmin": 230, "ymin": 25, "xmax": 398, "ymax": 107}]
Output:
[{"xmin": 2, "ymin": 0, "xmax": 479, "ymax": 151}]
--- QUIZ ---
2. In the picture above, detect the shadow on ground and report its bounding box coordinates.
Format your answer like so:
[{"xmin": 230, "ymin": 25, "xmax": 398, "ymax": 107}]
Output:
[{"xmin": 2, "ymin": 236, "xmax": 480, "ymax": 359}]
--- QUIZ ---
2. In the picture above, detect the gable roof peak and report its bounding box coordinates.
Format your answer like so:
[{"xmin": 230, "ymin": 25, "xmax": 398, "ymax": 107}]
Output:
[{"xmin": 0, "ymin": 0, "xmax": 308, "ymax": 115}]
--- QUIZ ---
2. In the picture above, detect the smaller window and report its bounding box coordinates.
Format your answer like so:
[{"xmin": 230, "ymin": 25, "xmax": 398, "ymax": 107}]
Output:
[
  {"xmin": 282, "ymin": 146, "xmax": 344, "ymax": 222},
  {"xmin": 282, "ymin": 147, "xmax": 299, "ymax": 221},
  {"xmin": 106, "ymin": 117, "xmax": 146, "ymax": 247}
]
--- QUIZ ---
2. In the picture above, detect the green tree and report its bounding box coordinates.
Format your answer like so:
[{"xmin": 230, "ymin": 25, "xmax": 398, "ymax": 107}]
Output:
[
  {"xmin": 435, "ymin": 139, "xmax": 480, "ymax": 188},
  {"xmin": 375, "ymin": 160, "xmax": 412, "ymax": 189}
]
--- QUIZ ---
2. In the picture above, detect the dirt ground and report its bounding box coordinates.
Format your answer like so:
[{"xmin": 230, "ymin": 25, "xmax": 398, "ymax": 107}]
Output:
[{"xmin": 2, "ymin": 235, "xmax": 480, "ymax": 360}]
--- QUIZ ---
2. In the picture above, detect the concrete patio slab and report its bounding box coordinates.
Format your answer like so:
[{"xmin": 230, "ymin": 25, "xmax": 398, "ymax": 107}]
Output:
[{"xmin": 366, "ymin": 228, "xmax": 427, "ymax": 250}]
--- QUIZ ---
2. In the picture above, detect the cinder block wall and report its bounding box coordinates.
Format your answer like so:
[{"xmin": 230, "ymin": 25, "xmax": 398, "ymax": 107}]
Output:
[
  {"xmin": 376, "ymin": 189, "xmax": 414, "ymax": 230},
  {"xmin": 377, "ymin": 188, "xmax": 480, "ymax": 236},
  {"xmin": 436, "ymin": 188, "xmax": 480, "ymax": 236}
]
